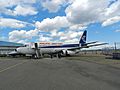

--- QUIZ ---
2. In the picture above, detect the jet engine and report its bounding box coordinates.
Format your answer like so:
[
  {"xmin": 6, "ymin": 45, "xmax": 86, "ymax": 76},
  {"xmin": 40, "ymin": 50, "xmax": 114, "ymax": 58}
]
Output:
[{"xmin": 61, "ymin": 50, "xmax": 75, "ymax": 56}]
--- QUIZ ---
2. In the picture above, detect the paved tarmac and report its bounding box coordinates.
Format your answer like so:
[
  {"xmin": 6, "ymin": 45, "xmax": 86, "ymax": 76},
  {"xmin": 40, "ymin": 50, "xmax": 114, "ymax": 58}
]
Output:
[{"xmin": 0, "ymin": 57, "xmax": 120, "ymax": 90}]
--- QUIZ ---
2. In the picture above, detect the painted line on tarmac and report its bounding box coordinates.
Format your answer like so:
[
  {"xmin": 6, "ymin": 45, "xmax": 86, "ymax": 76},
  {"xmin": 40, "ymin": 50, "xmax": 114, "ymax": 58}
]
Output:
[{"xmin": 0, "ymin": 60, "xmax": 28, "ymax": 73}]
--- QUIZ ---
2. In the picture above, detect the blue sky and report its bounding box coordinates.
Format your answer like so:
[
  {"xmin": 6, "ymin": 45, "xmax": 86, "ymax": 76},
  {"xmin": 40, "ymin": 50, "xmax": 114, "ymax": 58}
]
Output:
[{"xmin": 0, "ymin": 0, "xmax": 120, "ymax": 47}]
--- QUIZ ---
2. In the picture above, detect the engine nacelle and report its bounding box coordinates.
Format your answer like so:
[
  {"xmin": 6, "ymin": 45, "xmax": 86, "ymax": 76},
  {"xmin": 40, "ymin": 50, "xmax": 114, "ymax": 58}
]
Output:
[{"xmin": 61, "ymin": 50, "xmax": 75, "ymax": 56}]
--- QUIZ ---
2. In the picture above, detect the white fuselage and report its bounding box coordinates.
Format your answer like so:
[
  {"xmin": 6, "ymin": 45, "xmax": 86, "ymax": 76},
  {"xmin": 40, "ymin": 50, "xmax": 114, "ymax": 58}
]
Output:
[{"xmin": 17, "ymin": 46, "xmax": 76, "ymax": 55}]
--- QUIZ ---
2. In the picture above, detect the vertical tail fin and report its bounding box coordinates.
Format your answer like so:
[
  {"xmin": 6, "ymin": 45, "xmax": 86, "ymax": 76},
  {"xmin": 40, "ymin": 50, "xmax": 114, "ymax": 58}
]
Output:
[{"xmin": 79, "ymin": 30, "xmax": 87, "ymax": 46}]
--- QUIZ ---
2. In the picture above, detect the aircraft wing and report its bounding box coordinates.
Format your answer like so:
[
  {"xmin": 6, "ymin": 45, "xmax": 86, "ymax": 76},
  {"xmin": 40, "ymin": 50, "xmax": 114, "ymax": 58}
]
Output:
[
  {"xmin": 67, "ymin": 43, "xmax": 108, "ymax": 51},
  {"xmin": 8, "ymin": 51, "xmax": 24, "ymax": 56},
  {"xmin": 67, "ymin": 46, "xmax": 87, "ymax": 51}
]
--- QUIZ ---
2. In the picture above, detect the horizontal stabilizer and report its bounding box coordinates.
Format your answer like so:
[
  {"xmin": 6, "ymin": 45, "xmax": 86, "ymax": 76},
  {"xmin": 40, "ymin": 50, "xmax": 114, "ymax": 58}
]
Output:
[
  {"xmin": 85, "ymin": 41, "xmax": 98, "ymax": 45},
  {"xmin": 8, "ymin": 51, "xmax": 19, "ymax": 55},
  {"xmin": 87, "ymin": 43, "xmax": 108, "ymax": 47}
]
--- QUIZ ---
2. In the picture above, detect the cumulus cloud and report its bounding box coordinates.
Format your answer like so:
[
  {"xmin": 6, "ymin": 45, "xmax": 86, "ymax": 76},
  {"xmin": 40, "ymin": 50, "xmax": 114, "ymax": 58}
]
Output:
[
  {"xmin": 102, "ymin": 0, "xmax": 120, "ymax": 26},
  {"xmin": 64, "ymin": 0, "xmax": 120, "ymax": 27},
  {"xmin": 35, "ymin": 16, "xmax": 70, "ymax": 31},
  {"xmin": 0, "ymin": 0, "xmax": 36, "ymax": 7},
  {"xmin": 69, "ymin": 24, "xmax": 87, "ymax": 31},
  {"xmin": 0, "ymin": 18, "xmax": 31, "ymax": 28},
  {"xmin": 65, "ymin": 0, "xmax": 109, "ymax": 24},
  {"xmin": 0, "ymin": 0, "xmax": 37, "ymax": 16},
  {"xmin": 9, "ymin": 29, "xmax": 38, "ymax": 42},
  {"xmin": 35, "ymin": 15, "xmax": 86, "ymax": 43},
  {"xmin": 38, "ymin": 30, "xmax": 82, "ymax": 43},
  {"xmin": 59, "ymin": 31, "xmax": 83, "ymax": 41},
  {"xmin": 2, "ymin": 0, "xmax": 120, "ymax": 43},
  {"xmin": 38, "ymin": 35, "xmax": 52, "ymax": 42},
  {"xmin": 56, "ymin": 30, "xmax": 82, "ymax": 43},
  {"xmin": 102, "ymin": 16, "xmax": 120, "ymax": 26},
  {"xmin": 105, "ymin": 0, "xmax": 120, "ymax": 17},
  {"xmin": 13, "ymin": 5, "xmax": 38, "ymax": 16},
  {"xmin": 115, "ymin": 30, "xmax": 120, "ymax": 32},
  {"xmin": 41, "ymin": 0, "xmax": 72, "ymax": 13},
  {"xmin": 50, "ymin": 29, "xmax": 58, "ymax": 37}
]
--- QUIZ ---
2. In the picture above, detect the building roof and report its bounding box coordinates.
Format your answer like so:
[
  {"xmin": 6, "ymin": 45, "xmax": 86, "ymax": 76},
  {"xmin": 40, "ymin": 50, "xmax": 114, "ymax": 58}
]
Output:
[{"xmin": 0, "ymin": 41, "xmax": 24, "ymax": 47}]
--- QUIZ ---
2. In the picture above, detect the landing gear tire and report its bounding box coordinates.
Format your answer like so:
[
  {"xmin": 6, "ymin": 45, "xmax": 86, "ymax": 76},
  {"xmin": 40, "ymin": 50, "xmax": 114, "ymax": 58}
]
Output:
[{"xmin": 58, "ymin": 53, "xmax": 61, "ymax": 59}]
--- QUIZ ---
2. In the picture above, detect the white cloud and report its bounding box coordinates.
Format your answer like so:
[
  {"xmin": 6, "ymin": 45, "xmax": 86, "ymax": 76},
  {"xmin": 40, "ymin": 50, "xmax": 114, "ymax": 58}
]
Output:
[
  {"xmin": 65, "ymin": 0, "xmax": 109, "ymax": 24},
  {"xmin": 38, "ymin": 35, "xmax": 52, "ymax": 42},
  {"xmin": 0, "ymin": 18, "xmax": 31, "ymax": 28},
  {"xmin": 0, "ymin": 0, "xmax": 37, "ymax": 16},
  {"xmin": 105, "ymin": 0, "xmax": 120, "ymax": 17},
  {"xmin": 59, "ymin": 31, "xmax": 83, "ymax": 40},
  {"xmin": 102, "ymin": 16, "xmax": 120, "ymax": 26},
  {"xmin": 35, "ymin": 15, "xmax": 85, "ymax": 42},
  {"xmin": 9, "ymin": 29, "xmax": 38, "ymax": 42},
  {"xmin": 101, "ymin": 0, "xmax": 120, "ymax": 26},
  {"xmin": 50, "ymin": 29, "xmax": 58, "ymax": 37},
  {"xmin": 41, "ymin": 0, "xmax": 61, "ymax": 13},
  {"xmin": 0, "ymin": 0, "xmax": 36, "ymax": 7},
  {"xmin": 13, "ymin": 5, "xmax": 38, "ymax": 16},
  {"xmin": 41, "ymin": 0, "xmax": 72, "ymax": 13},
  {"xmin": 115, "ymin": 30, "xmax": 120, "ymax": 32},
  {"xmin": 35, "ymin": 16, "xmax": 70, "ymax": 32},
  {"xmin": 64, "ymin": 0, "xmax": 120, "ymax": 27},
  {"xmin": 69, "ymin": 24, "xmax": 87, "ymax": 31},
  {"xmin": 3, "ymin": 0, "xmax": 120, "ymax": 44},
  {"xmin": 57, "ymin": 32, "xmax": 65, "ymax": 37}
]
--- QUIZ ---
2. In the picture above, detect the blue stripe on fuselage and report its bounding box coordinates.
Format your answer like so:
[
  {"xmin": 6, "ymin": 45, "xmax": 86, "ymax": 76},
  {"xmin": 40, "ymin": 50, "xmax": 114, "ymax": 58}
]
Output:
[{"xmin": 39, "ymin": 44, "xmax": 79, "ymax": 48}]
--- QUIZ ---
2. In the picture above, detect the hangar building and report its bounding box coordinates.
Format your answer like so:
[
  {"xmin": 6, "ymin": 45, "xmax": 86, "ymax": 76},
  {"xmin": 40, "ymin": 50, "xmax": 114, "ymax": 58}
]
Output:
[{"xmin": 0, "ymin": 41, "xmax": 24, "ymax": 55}]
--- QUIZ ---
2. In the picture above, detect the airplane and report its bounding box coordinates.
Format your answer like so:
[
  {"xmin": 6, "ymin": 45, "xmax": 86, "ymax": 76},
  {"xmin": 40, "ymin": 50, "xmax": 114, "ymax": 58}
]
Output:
[{"xmin": 15, "ymin": 30, "xmax": 107, "ymax": 58}]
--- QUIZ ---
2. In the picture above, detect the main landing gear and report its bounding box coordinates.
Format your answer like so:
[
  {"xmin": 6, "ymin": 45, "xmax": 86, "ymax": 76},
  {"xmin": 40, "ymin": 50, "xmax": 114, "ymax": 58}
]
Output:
[{"xmin": 50, "ymin": 53, "xmax": 61, "ymax": 59}]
